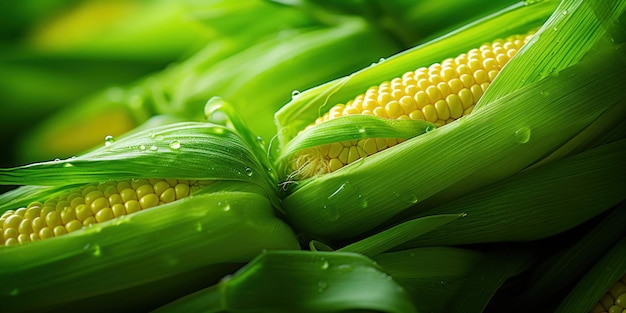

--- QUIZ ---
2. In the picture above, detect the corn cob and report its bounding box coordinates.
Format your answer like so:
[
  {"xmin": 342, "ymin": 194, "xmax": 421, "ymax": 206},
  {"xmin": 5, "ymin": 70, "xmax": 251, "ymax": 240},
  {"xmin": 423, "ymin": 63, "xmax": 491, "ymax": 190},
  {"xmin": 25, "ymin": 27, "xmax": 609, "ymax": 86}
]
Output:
[
  {"xmin": 0, "ymin": 178, "xmax": 211, "ymax": 246},
  {"xmin": 291, "ymin": 31, "xmax": 534, "ymax": 180},
  {"xmin": 590, "ymin": 274, "xmax": 626, "ymax": 313}
]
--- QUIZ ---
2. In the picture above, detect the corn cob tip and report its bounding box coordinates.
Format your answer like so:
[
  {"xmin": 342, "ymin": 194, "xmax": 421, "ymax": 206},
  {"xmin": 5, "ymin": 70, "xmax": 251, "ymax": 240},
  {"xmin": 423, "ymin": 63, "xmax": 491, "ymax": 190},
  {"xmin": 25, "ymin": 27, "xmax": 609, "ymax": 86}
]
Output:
[{"xmin": 590, "ymin": 274, "xmax": 626, "ymax": 313}]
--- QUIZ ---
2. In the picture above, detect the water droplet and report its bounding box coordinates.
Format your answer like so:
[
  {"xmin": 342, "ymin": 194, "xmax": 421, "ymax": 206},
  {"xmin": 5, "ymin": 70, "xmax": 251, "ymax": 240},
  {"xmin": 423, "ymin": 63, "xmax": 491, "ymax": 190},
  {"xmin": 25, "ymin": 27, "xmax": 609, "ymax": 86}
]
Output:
[
  {"xmin": 54, "ymin": 158, "xmax": 61, "ymax": 162},
  {"xmin": 195, "ymin": 222, "xmax": 203, "ymax": 232},
  {"xmin": 337, "ymin": 264, "xmax": 353, "ymax": 273},
  {"xmin": 358, "ymin": 127, "xmax": 366, "ymax": 134},
  {"xmin": 149, "ymin": 145, "xmax": 158, "ymax": 151},
  {"xmin": 317, "ymin": 281, "xmax": 328, "ymax": 293},
  {"xmin": 540, "ymin": 90, "xmax": 550, "ymax": 97},
  {"xmin": 155, "ymin": 135, "xmax": 164, "ymax": 141},
  {"xmin": 561, "ymin": 10, "xmax": 568, "ymax": 15},
  {"xmin": 514, "ymin": 127, "xmax": 531, "ymax": 144},
  {"xmin": 379, "ymin": 57, "xmax": 386, "ymax": 63},
  {"xmin": 169, "ymin": 141, "xmax": 181, "ymax": 150},
  {"xmin": 104, "ymin": 135, "xmax": 115, "ymax": 147},
  {"xmin": 244, "ymin": 167, "xmax": 253, "ymax": 176},
  {"xmin": 291, "ymin": 90, "xmax": 300, "ymax": 98},
  {"xmin": 318, "ymin": 257, "xmax": 329, "ymax": 270},
  {"xmin": 9, "ymin": 288, "xmax": 19, "ymax": 296},
  {"xmin": 357, "ymin": 194, "xmax": 368, "ymax": 208},
  {"xmin": 83, "ymin": 243, "xmax": 101, "ymax": 256},
  {"xmin": 218, "ymin": 201, "xmax": 231, "ymax": 212},
  {"xmin": 131, "ymin": 178, "xmax": 139, "ymax": 183},
  {"xmin": 553, "ymin": 27, "xmax": 558, "ymax": 31},
  {"xmin": 63, "ymin": 163, "xmax": 73, "ymax": 168},
  {"xmin": 139, "ymin": 145, "xmax": 146, "ymax": 150},
  {"xmin": 404, "ymin": 192, "xmax": 419, "ymax": 204}
]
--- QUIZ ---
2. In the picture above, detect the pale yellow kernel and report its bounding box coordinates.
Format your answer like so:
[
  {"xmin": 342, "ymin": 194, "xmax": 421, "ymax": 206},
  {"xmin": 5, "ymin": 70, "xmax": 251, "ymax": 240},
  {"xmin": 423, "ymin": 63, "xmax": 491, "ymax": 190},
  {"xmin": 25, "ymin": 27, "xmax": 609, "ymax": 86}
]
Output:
[
  {"xmin": 120, "ymin": 188, "xmax": 138, "ymax": 203},
  {"xmin": 459, "ymin": 88, "xmax": 474, "ymax": 108},
  {"xmin": 404, "ymin": 84, "xmax": 417, "ymax": 97},
  {"xmin": 70, "ymin": 196, "xmax": 85, "ymax": 209},
  {"xmin": 402, "ymin": 77, "xmax": 416, "ymax": 87},
  {"xmin": 140, "ymin": 194, "xmax": 159, "ymax": 210},
  {"xmin": 473, "ymin": 70, "xmax": 489, "ymax": 84},
  {"xmin": 507, "ymin": 48, "xmax": 518, "ymax": 58},
  {"xmin": 488, "ymin": 70, "xmax": 499, "ymax": 81},
  {"xmin": 385, "ymin": 101, "xmax": 403, "ymax": 119},
  {"xmin": 4, "ymin": 228, "xmax": 17, "ymax": 241},
  {"xmin": 481, "ymin": 50, "xmax": 495, "ymax": 59},
  {"xmin": 456, "ymin": 64, "xmax": 471, "ymax": 75},
  {"xmin": 103, "ymin": 185, "xmax": 118, "ymax": 198},
  {"xmin": 373, "ymin": 106, "xmax": 388, "ymax": 118},
  {"xmin": 125, "ymin": 200, "xmax": 141, "ymax": 214},
  {"xmin": 483, "ymin": 58, "xmax": 498, "ymax": 72},
  {"xmin": 81, "ymin": 185, "xmax": 98, "ymax": 197},
  {"xmin": 4, "ymin": 215, "xmax": 23, "ymax": 229},
  {"xmin": 174, "ymin": 184, "xmax": 190, "ymax": 200},
  {"xmin": 414, "ymin": 91, "xmax": 428, "ymax": 109},
  {"xmin": 464, "ymin": 105, "xmax": 475, "ymax": 115},
  {"xmin": 112, "ymin": 204, "xmax": 126, "ymax": 218},
  {"xmin": 448, "ymin": 78, "xmax": 463, "ymax": 94},
  {"xmin": 342, "ymin": 140, "xmax": 352, "ymax": 148},
  {"xmin": 131, "ymin": 179, "xmax": 149, "ymax": 190},
  {"xmin": 39, "ymin": 227, "xmax": 53, "ymax": 239},
  {"xmin": 362, "ymin": 99, "xmax": 378, "ymax": 111},
  {"xmin": 481, "ymin": 82, "xmax": 490, "ymax": 92},
  {"xmin": 136, "ymin": 184, "xmax": 155, "ymax": 199},
  {"xmin": 40, "ymin": 206, "xmax": 55, "ymax": 219},
  {"xmin": 66, "ymin": 220, "xmax": 82, "ymax": 233},
  {"xmin": 460, "ymin": 74, "xmax": 475, "ymax": 88},
  {"xmin": 440, "ymin": 67, "xmax": 457, "ymax": 81},
  {"xmin": 160, "ymin": 188, "xmax": 176, "ymax": 203},
  {"xmin": 1, "ymin": 210, "xmax": 13, "ymax": 218},
  {"xmin": 423, "ymin": 105, "xmax": 438, "ymax": 123},
  {"xmin": 401, "ymin": 71, "xmax": 414, "ymax": 80},
  {"xmin": 434, "ymin": 100, "xmax": 450, "ymax": 120},
  {"xmin": 65, "ymin": 193, "xmax": 79, "ymax": 203},
  {"xmin": 116, "ymin": 181, "xmax": 131, "ymax": 193},
  {"xmin": 328, "ymin": 142, "xmax": 343, "ymax": 158},
  {"xmin": 362, "ymin": 110, "xmax": 373, "ymax": 116},
  {"xmin": 75, "ymin": 204, "xmax": 91, "ymax": 222},
  {"xmin": 53, "ymin": 225, "xmax": 67, "ymax": 237},
  {"xmin": 455, "ymin": 54, "xmax": 468, "ymax": 65},
  {"xmin": 5, "ymin": 237, "xmax": 18, "ymax": 246},
  {"xmin": 356, "ymin": 146, "xmax": 368, "ymax": 158},
  {"xmin": 377, "ymin": 93, "xmax": 393, "ymax": 107},
  {"xmin": 470, "ymin": 85, "xmax": 484, "ymax": 103},
  {"xmin": 43, "ymin": 198, "xmax": 56, "ymax": 207},
  {"xmin": 391, "ymin": 89, "xmax": 405, "ymax": 100},
  {"xmin": 347, "ymin": 146, "xmax": 360, "ymax": 164},
  {"xmin": 29, "ymin": 233, "xmax": 40, "ymax": 241},
  {"xmin": 409, "ymin": 109, "xmax": 426, "ymax": 121},
  {"xmin": 437, "ymin": 82, "xmax": 451, "ymax": 98},
  {"xmin": 358, "ymin": 139, "xmax": 378, "ymax": 155},
  {"xmin": 435, "ymin": 120, "xmax": 446, "ymax": 127},
  {"xmin": 82, "ymin": 217, "xmax": 96, "ymax": 227},
  {"xmin": 415, "ymin": 71, "xmax": 428, "ymax": 80},
  {"xmin": 27, "ymin": 202, "xmax": 43, "ymax": 209},
  {"xmin": 446, "ymin": 94, "xmax": 464, "ymax": 119},
  {"xmin": 84, "ymin": 190, "xmax": 104, "ymax": 207},
  {"xmin": 496, "ymin": 54, "xmax": 509, "ymax": 67},
  {"xmin": 45, "ymin": 211, "xmax": 61, "ymax": 228},
  {"xmin": 609, "ymin": 282, "xmax": 626, "ymax": 299},
  {"xmin": 148, "ymin": 178, "xmax": 162, "ymax": 186},
  {"xmin": 165, "ymin": 179, "xmax": 178, "ymax": 187},
  {"xmin": 31, "ymin": 217, "xmax": 44, "ymax": 234},
  {"xmin": 109, "ymin": 194, "xmax": 122, "ymax": 206},
  {"xmin": 328, "ymin": 159, "xmax": 343, "ymax": 172},
  {"xmin": 337, "ymin": 147, "xmax": 349, "ymax": 165},
  {"xmin": 467, "ymin": 60, "xmax": 482, "ymax": 72},
  {"xmin": 399, "ymin": 96, "xmax": 416, "ymax": 114},
  {"xmin": 90, "ymin": 198, "xmax": 109, "ymax": 215},
  {"xmin": 344, "ymin": 107, "xmax": 360, "ymax": 115},
  {"xmin": 429, "ymin": 75, "xmax": 443, "ymax": 85},
  {"xmin": 391, "ymin": 77, "xmax": 402, "ymax": 85},
  {"xmin": 17, "ymin": 234, "xmax": 30, "ymax": 243},
  {"xmin": 60, "ymin": 206, "xmax": 76, "ymax": 225},
  {"xmin": 442, "ymin": 58, "xmax": 456, "ymax": 67},
  {"xmin": 386, "ymin": 138, "xmax": 398, "ymax": 147},
  {"xmin": 417, "ymin": 78, "xmax": 431, "ymax": 90},
  {"xmin": 55, "ymin": 201, "xmax": 68, "ymax": 212},
  {"xmin": 95, "ymin": 207, "xmax": 114, "ymax": 223},
  {"xmin": 375, "ymin": 138, "xmax": 388, "ymax": 151}
]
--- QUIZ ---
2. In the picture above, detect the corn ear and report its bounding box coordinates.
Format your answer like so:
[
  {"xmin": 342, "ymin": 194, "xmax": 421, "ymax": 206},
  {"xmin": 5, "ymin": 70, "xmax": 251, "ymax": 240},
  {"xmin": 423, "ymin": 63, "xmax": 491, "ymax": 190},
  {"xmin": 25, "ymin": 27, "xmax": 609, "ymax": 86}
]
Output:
[
  {"xmin": 276, "ymin": 2, "xmax": 625, "ymax": 238},
  {"xmin": 154, "ymin": 250, "xmax": 417, "ymax": 313},
  {"xmin": 0, "ymin": 188, "xmax": 299, "ymax": 312}
]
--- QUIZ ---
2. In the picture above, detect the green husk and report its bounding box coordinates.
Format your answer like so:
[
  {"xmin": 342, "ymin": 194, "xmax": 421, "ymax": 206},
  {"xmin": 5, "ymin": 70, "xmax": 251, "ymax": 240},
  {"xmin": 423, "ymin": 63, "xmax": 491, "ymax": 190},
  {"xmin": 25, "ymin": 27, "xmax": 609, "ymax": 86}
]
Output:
[
  {"xmin": 280, "ymin": 40, "xmax": 626, "ymax": 240},
  {"xmin": 555, "ymin": 236, "xmax": 626, "ymax": 313},
  {"xmin": 397, "ymin": 138, "xmax": 626, "ymax": 247},
  {"xmin": 154, "ymin": 250, "xmax": 417, "ymax": 313},
  {"xmin": 0, "ymin": 189, "xmax": 300, "ymax": 313}
]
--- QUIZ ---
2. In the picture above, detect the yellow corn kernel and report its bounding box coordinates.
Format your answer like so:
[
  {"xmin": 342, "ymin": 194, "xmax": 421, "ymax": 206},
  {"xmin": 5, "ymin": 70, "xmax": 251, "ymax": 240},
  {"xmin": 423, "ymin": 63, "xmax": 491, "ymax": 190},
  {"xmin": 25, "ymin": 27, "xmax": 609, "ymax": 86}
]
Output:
[{"xmin": 290, "ymin": 31, "xmax": 535, "ymax": 179}]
